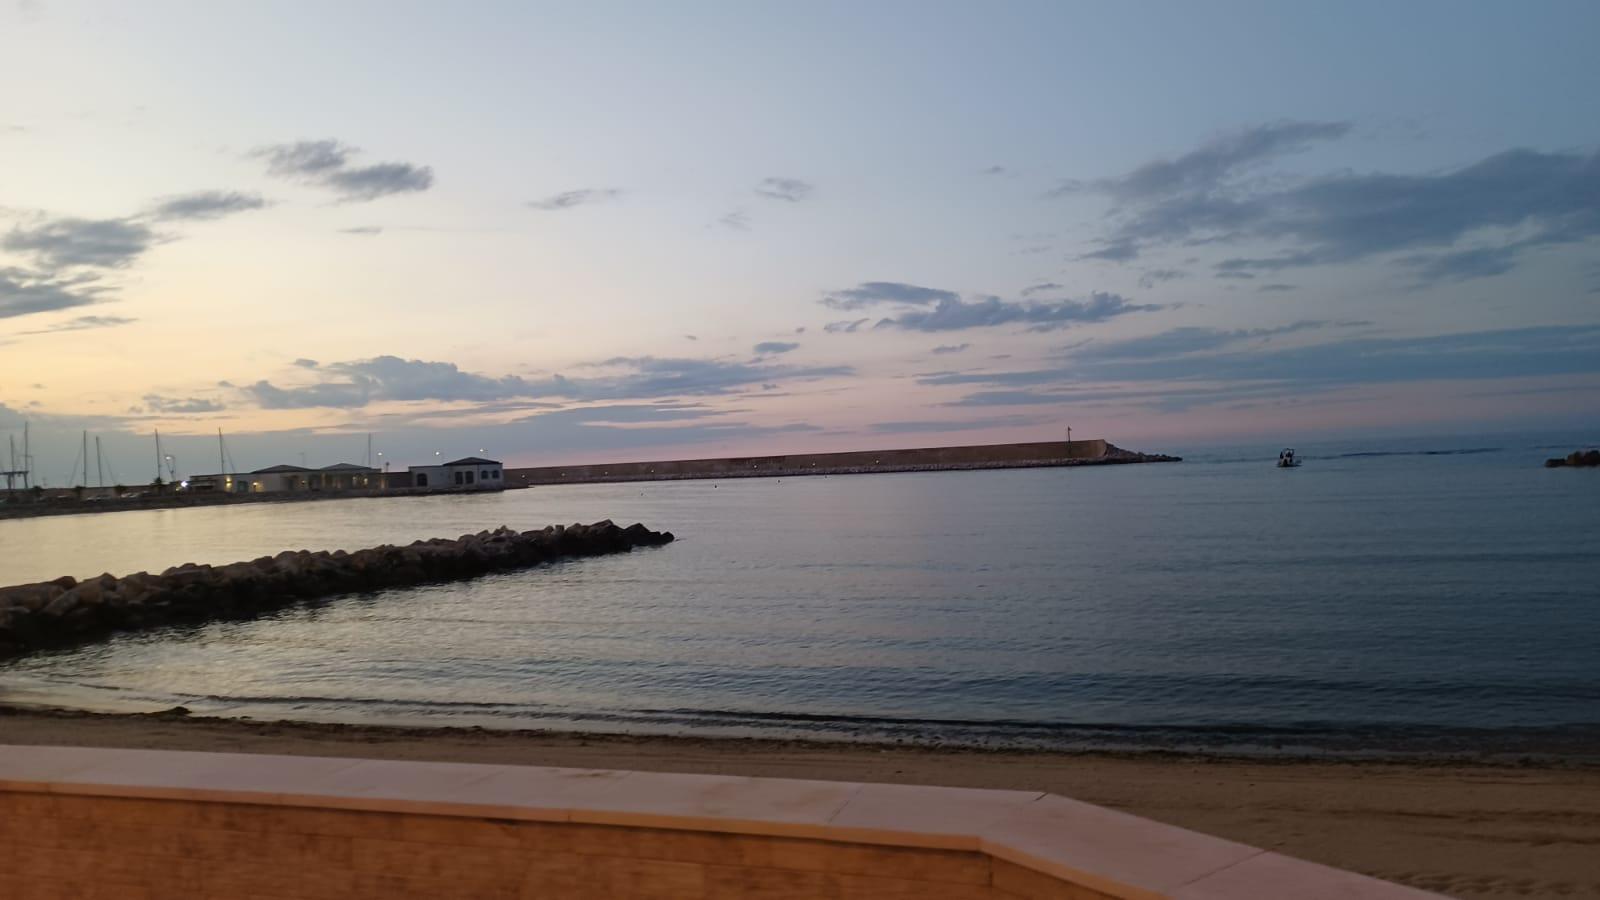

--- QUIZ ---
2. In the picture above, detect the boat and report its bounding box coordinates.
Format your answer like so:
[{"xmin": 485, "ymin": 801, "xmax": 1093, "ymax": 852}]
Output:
[{"xmin": 1277, "ymin": 448, "xmax": 1301, "ymax": 468}]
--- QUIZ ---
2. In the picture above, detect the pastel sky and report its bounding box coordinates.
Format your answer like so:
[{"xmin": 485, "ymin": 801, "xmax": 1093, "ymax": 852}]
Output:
[{"xmin": 3, "ymin": 0, "xmax": 1598, "ymax": 481}]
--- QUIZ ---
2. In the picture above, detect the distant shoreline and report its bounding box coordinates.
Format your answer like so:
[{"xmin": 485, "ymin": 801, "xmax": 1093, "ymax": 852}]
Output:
[
  {"xmin": 0, "ymin": 484, "xmax": 497, "ymax": 523},
  {"xmin": 1, "ymin": 438, "xmax": 1179, "ymax": 521}
]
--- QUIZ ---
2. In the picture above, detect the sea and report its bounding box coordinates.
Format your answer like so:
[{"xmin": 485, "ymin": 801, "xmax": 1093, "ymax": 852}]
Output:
[{"xmin": 2, "ymin": 433, "xmax": 1597, "ymax": 760}]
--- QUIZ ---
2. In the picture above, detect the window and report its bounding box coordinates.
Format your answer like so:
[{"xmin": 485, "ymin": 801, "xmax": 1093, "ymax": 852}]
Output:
[
  {"xmin": 465, "ymin": 470, "xmax": 475, "ymax": 484},
  {"xmin": 453, "ymin": 471, "xmax": 463, "ymax": 485}
]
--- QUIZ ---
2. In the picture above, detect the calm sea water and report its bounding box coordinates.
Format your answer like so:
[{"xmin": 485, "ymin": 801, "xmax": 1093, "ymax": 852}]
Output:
[{"xmin": 3, "ymin": 434, "xmax": 1597, "ymax": 758}]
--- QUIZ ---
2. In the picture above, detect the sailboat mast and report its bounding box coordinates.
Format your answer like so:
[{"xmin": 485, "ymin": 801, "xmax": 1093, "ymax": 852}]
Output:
[
  {"xmin": 154, "ymin": 429, "xmax": 162, "ymax": 482},
  {"xmin": 82, "ymin": 431, "xmax": 89, "ymax": 488},
  {"xmin": 22, "ymin": 421, "xmax": 29, "ymax": 490},
  {"xmin": 96, "ymin": 436, "xmax": 104, "ymax": 488},
  {"xmin": 219, "ymin": 428, "xmax": 226, "ymax": 475}
]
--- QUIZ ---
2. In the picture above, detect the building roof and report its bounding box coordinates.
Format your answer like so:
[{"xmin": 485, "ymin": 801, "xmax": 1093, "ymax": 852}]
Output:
[
  {"xmin": 251, "ymin": 464, "xmax": 313, "ymax": 474},
  {"xmin": 318, "ymin": 462, "xmax": 376, "ymax": 471},
  {"xmin": 443, "ymin": 456, "xmax": 501, "ymax": 467}
]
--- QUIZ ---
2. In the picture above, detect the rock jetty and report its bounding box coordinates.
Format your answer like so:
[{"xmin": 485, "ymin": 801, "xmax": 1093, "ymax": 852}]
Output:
[
  {"xmin": 0, "ymin": 521, "xmax": 673, "ymax": 659},
  {"xmin": 1545, "ymin": 449, "xmax": 1600, "ymax": 468}
]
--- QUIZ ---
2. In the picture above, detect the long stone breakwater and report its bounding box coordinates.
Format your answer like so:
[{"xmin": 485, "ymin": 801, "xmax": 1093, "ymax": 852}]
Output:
[{"xmin": 0, "ymin": 520, "xmax": 674, "ymax": 659}]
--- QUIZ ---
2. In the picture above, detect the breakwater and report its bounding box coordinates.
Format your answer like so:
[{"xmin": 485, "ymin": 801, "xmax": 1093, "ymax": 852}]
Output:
[
  {"xmin": 508, "ymin": 439, "xmax": 1179, "ymax": 486},
  {"xmin": 0, "ymin": 520, "xmax": 673, "ymax": 659}
]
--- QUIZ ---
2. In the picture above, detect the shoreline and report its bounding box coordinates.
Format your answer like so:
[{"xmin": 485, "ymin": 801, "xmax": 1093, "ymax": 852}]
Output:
[{"xmin": 4, "ymin": 705, "xmax": 1598, "ymax": 898}]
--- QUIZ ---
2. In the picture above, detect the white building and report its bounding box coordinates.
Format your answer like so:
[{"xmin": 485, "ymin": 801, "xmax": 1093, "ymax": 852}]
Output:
[
  {"xmin": 406, "ymin": 456, "xmax": 504, "ymax": 490},
  {"xmin": 187, "ymin": 463, "xmax": 380, "ymax": 493}
]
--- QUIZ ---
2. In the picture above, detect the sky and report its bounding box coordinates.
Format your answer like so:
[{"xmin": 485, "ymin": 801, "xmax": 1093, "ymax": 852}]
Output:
[{"xmin": 2, "ymin": 0, "xmax": 1598, "ymax": 483}]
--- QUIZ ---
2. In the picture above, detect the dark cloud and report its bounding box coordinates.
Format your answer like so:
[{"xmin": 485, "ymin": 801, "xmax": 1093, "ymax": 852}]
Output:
[
  {"xmin": 1396, "ymin": 246, "xmax": 1520, "ymax": 284},
  {"xmin": 17, "ymin": 314, "xmax": 134, "ymax": 334},
  {"xmin": 527, "ymin": 188, "xmax": 622, "ymax": 211},
  {"xmin": 925, "ymin": 325, "xmax": 1600, "ymax": 411},
  {"xmin": 1257, "ymin": 283, "xmax": 1296, "ymax": 292},
  {"xmin": 871, "ymin": 414, "xmax": 1042, "ymax": 433},
  {"xmin": 823, "ymin": 318, "xmax": 870, "ymax": 333},
  {"xmin": 1079, "ymin": 130, "xmax": 1599, "ymax": 283},
  {"xmin": 148, "ymin": 191, "xmax": 267, "ymax": 222},
  {"xmin": 873, "ymin": 292, "xmax": 1158, "ymax": 333},
  {"xmin": 0, "ymin": 267, "xmax": 103, "ymax": 319},
  {"xmin": 1137, "ymin": 268, "xmax": 1188, "ymax": 288},
  {"xmin": 1059, "ymin": 120, "xmax": 1351, "ymax": 202},
  {"xmin": 240, "ymin": 354, "xmax": 854, "ymax": 410},
  {"xmin": 292, "ymin": 358, "xmax": 319, "ymax": 368},
  {"xmin": 822, "ymin": 281, "xmax": 960, "ymax": 310},
  {"xmin": 942, "ymin": 390, "xmax": 1080, "ymax": 407},
  {"xmin": 1020, "ymin": 282, "xmax": 1063, "ymax": 297},
  {"xmin": 931, "ymin": 343, "xmax": 970, "ymax": 355},
  {"xmin": 322, "ymin": 163, "xmax": 434, "ymax": 202},
  {"xmin": 254, "ymin": 139, "xmax": 434, "ymax": 202},
  {"xmin": 1077, "ymin": 239, "xmax": 1140, "ymax": 262},
  {"xmin": 143, "ymin": 394, "xmax": 225, "ymax": 414},
  {"xmin": 257, "ymin": 139, "xmax": 352, "ymax": 177},
  {"xmin": 1071, "ymin": 321, "xmax": 1340, "ymax": 362},
  {"xmin": 980, "ymin": 165, "xmax": 1007, "ymax": 176},
  {"xmin": 754, "ymin": 177, "xmax": 813, "ymax": 202},
  {"xmin": 243, "ymin": 380, "xmax": 372, "ymax": 409},
  {"xmin": 752, "ymin": 341, "xmax": 799, "ymax": 356},
  {"xmin": 3, "ymin": 217, "xmax": 155, "ymax": 268}
]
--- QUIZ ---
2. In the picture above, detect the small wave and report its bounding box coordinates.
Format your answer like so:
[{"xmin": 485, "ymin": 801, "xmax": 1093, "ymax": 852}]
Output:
[{"xmin": 1330, "ymin": 447, "xmax": 1503, "ymax": 459}]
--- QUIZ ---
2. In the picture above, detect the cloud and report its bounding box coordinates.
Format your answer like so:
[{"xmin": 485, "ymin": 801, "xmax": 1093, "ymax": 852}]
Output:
[
  {"xmin": 143, "ymin": 394, "xmax": 225, "ymax": 414},
  {"xmin": 322, "ymin": 164, "xmax": 434, "ymax": 202},
  {"xmin": 1075, "ymin": 128, "xmax": 1600, "ymax": 283},
  {"xmin": 3, "ymin": 217, "xmax": 155, "ymax": 269},
  {"xmin": 0, "ymin": 268, "xmax": 103, "ymax": 320},
  {"xmin": 254, "ymin": 139, "xmax": 434, "ymax": 202},
  {"xmin": 824, "ymin": 318, "xmax": 870, "ymax": 333},
  {"xmin": 871, "ymin": 414, "xmax": 1042, "ymax": 433},
  {"xmin": 1257, "ymin": 283, "xmax": 1296, "ymax": 292},
  {"xmin": 822, "ymin": 281, "xmax": 960, "ymax": 310},
  {"xmin": 754, "ymin": 177, "xmax": 813, "ymax": 202},
  {"xmin": 1138, "ymin": 268, "xmax": 1188, "ymax": 288},
  {"xmin": 243, "ymin": 380, "xmax": 372, "ymax": 409},
  {"xmin": 147, "ymin": 190, "xmax": 267, "ymax": 222},
  {"xmin": 873, "ymin": 292, "xmax": 1158, "ymax": 333},
  {"xmin": 925, "ymin": 325, "xmax": 1600, "ymax": 411},
  {"xmin": 752, "ymin": 341, "xmax": 799, "ymax": 356},
  {"xmin": 1020, "ymin": 282, "xmax": 1063, "ymax": 297},
  {"xmin": 240, "ymin": 354, "xmax": 854, "ymax": 409},
  {"xmin": 1070, "ymin": 321, "xmax": 1341, "ymax": 362},
  {"xmin": 718, "ymin": 210, "xmax": 751, "ymax": 231},
  {"xmin": 339, "ymin": 226, "xmax": 383, "ymax": 236},
  {"xmin": 292, "ymin": 358, "xmax": 319, "ymax": 368},
  {"xmin": 1061, "ymin": 120, "xmax": 1351, "ymax": 202},
  {"xmin": 527, "ymin": 188, "xmax": 622, "ymax": 211},
  {"xmin": 931, "ymin": 343, "xmax": 970, "ymax": 355},
  {"xmin": 980, "ymin": 165, "xmax": 1007, "ymax": 176},
  {"xmin": 1396, "ymin": 246, "xmax": 1520, "ymax": 284},
  {"xmin": 17, "ymin": 314, "xmax": 134, "ymax": 334}
]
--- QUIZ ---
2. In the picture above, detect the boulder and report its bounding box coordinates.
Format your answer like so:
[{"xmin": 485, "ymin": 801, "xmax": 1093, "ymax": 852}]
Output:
[{"xmin": 0, "ymin": 519, "xmax": 675, "ymax": 658}]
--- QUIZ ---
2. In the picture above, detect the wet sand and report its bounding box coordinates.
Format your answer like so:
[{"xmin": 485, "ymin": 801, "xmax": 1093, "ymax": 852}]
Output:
[{"xmin": 2, "ymin": 706, "xmax": 1596, "ymax": 898}]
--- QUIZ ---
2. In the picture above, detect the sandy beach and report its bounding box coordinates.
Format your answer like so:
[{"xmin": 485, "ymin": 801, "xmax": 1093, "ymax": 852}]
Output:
[{"xmin": 2, "ymin": 706, "xmax": 1596, "ymax": 899}]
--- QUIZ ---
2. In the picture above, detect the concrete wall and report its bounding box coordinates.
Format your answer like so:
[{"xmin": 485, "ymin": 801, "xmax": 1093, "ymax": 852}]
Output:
[
  {"xmin": 508, "ymin": 439, "xmax": 1115, "ymax": 487},
  {"xmin": 0, "ymin": 745, "xmax": 1442, "ymax": 900}
]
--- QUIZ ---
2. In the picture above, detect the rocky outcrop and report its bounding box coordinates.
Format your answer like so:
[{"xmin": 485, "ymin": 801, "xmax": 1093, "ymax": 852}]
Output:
[
  {"xmin": 1545, "ymin": 449, "xmax": 1600, "ymax": 468},
  {"xmin": 0, "ymin": 521, "xmax": 673, "ymax": 659}
]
